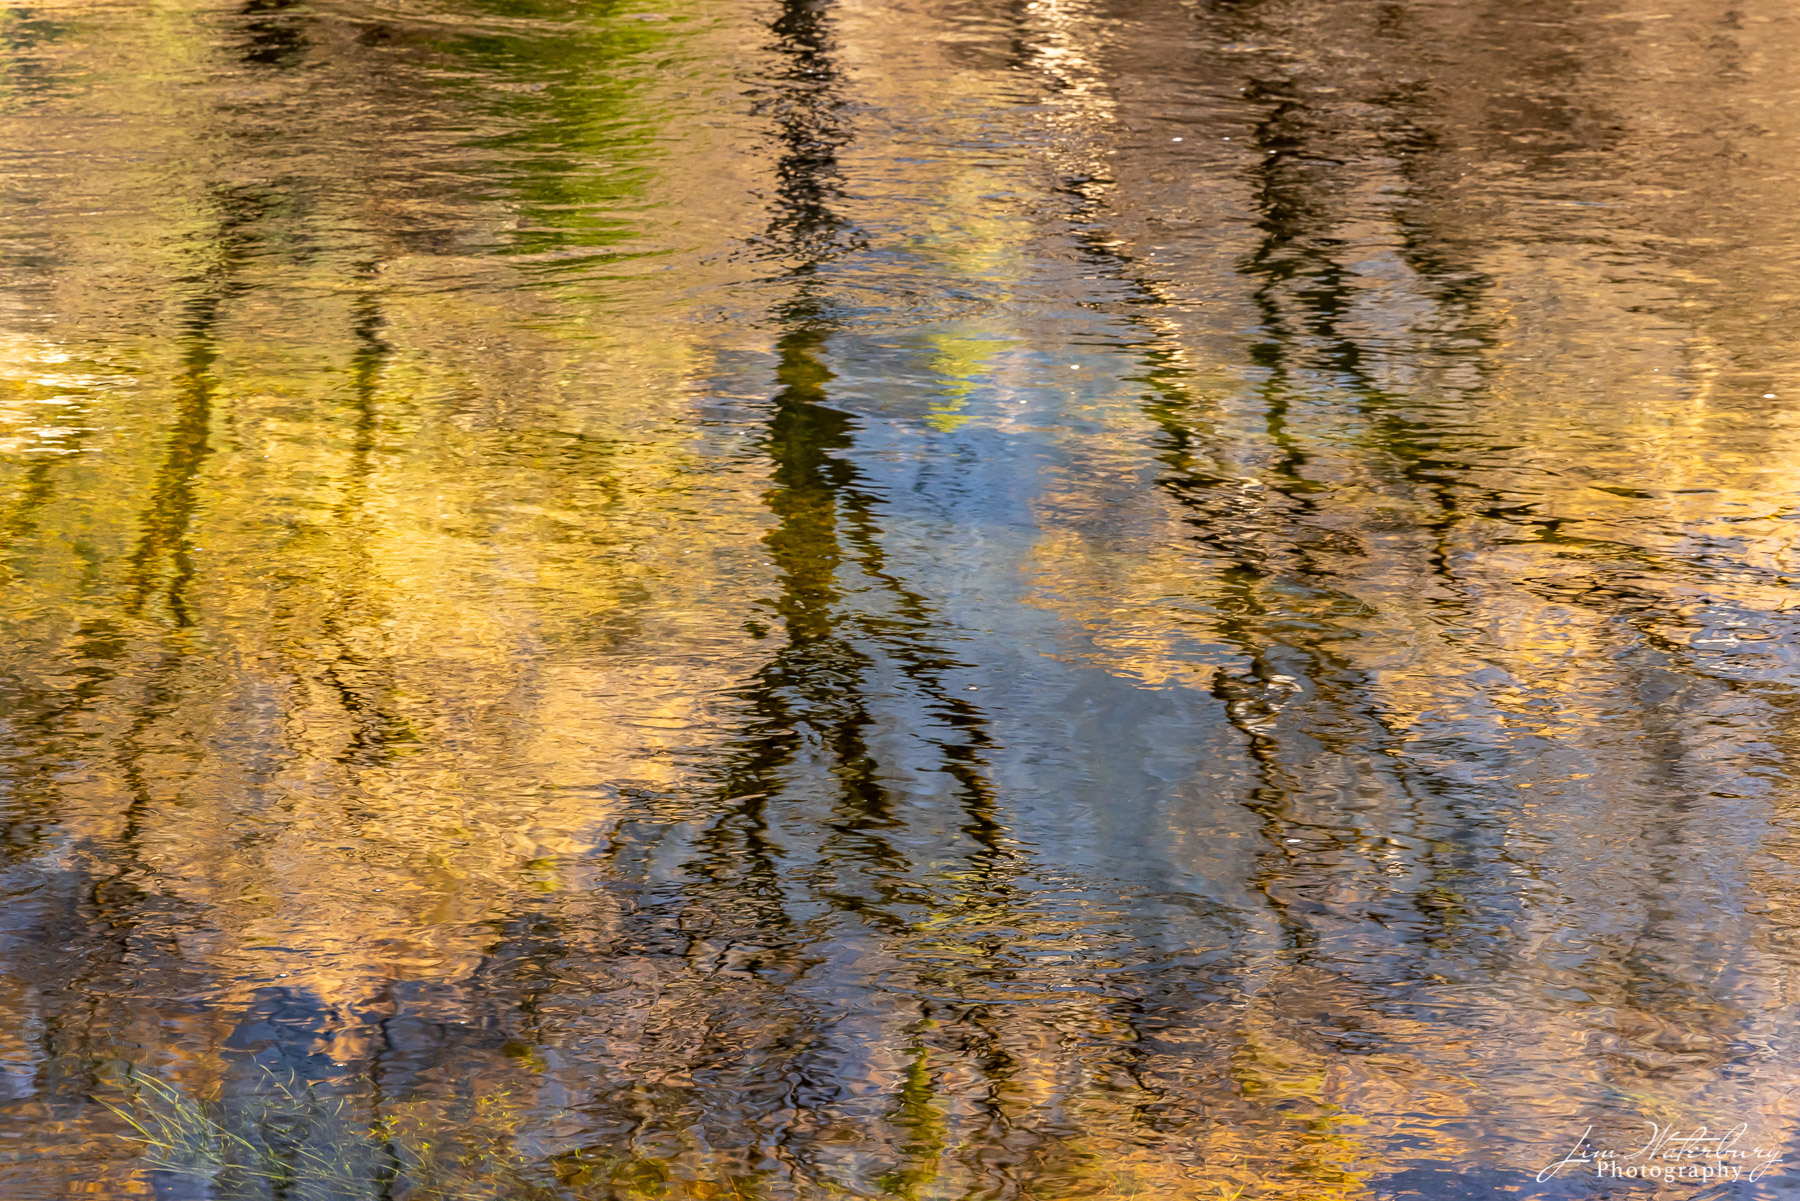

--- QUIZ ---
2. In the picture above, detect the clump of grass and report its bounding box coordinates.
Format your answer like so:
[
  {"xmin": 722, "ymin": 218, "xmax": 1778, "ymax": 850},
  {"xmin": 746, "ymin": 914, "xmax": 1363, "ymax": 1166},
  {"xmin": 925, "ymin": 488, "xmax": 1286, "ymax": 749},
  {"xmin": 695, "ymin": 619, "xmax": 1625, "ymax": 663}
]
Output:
[{"xmin": 98, "ymin": 1063, "xmax": 556, "ymax": 1201}]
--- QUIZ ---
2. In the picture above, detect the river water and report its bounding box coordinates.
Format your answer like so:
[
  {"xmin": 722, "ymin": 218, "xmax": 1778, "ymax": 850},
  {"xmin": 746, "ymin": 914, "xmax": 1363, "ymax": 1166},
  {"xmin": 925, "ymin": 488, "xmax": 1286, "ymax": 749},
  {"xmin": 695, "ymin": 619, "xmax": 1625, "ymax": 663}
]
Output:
[{"xmin": 4, "ymin": 0, "xmax": 1800, "ymax": 1197}]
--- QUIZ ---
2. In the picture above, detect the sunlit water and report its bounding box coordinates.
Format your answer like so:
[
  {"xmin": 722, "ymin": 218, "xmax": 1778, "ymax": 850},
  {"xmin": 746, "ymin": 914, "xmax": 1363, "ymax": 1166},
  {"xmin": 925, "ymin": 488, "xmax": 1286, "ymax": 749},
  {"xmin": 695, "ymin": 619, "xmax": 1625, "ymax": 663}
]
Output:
[{"xmin": 4, "ymin": 0, "xmax": 1800, "ymax": 1197}]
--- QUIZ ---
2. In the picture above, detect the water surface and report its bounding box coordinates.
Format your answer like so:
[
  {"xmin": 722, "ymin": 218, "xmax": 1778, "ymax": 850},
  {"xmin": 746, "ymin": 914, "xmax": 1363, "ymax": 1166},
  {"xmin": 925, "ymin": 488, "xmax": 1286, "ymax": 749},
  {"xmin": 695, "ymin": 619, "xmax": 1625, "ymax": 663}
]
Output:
[{"xmin": 4, "ymin": 0, "xmax": 1800, "ymax": 1196}]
